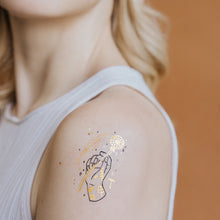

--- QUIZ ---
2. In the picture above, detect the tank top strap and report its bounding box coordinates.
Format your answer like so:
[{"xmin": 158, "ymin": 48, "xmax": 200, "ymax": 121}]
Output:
[{"xmin": 58, "ymin": 65, "xmax": 157, "ymax": 117}]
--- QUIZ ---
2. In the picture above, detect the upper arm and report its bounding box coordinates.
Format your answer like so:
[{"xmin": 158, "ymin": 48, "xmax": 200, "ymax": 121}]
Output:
[{"xmin": 35, "ymin": 87, "xmax": 172, "ymax": 220}]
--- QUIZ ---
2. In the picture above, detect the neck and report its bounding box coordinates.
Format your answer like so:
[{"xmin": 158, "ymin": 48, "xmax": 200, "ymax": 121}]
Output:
[{"xmin": 9, "ymin": 1, "xmax": 128, "ymax": 118}]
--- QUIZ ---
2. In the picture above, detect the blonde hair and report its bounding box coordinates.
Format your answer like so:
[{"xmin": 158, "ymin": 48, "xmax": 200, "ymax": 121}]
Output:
[{"xmin": 0, "ymin": 0, "xmax": 170, "ymax": 115}]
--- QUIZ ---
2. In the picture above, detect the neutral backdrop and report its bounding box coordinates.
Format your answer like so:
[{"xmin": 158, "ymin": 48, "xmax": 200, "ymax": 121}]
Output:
[{"xmin": 151, "ymin": 0, "xmax": 220, "ymax": 219}]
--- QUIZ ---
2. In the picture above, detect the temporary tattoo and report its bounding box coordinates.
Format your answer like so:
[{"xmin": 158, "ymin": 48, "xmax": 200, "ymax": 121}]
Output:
[{"xmin": 73, "ymin": 129, "xmax": 128, "ymax": 202}]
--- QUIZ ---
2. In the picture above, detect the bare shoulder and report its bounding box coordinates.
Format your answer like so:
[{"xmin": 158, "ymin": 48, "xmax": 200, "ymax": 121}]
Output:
[{"xmin": 36, "ymin": 86, "xmax": 173, "ymax": 220}]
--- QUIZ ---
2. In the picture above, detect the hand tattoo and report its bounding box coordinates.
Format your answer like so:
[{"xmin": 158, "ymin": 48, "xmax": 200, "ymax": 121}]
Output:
[{"xmin": 85, "ymin": 151, "xmax": 112, "ymax": 202}]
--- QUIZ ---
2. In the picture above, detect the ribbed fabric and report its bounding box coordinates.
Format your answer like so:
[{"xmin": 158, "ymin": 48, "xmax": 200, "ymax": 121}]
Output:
[{"xmin": 0, "ymin": 65, "xmax": 178, "ymax": 220}]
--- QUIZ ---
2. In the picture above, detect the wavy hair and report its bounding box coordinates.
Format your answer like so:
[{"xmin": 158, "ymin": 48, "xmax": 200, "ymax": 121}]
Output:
[{"xmin": 0, "ymin": 0, "xmax": 170, "ymax": 115}]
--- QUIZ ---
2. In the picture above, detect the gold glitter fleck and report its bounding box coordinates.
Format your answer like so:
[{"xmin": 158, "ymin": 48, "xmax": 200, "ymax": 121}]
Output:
[
  {"xmin": 97, "ymin": 185, "xmax": 105, "ymax": 196},
  {"xmin": 90, "ymin": 194, "xmax": 95, "ymax": 200},
  {"xmin": 100, "ymin": 168, "xmax": 104, "ymax": 181},
  {"xmin": 88, "ymin": 186, "xmax": 94, "ymax": 193}
]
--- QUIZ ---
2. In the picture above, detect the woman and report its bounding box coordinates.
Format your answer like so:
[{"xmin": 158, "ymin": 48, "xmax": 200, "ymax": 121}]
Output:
[{"xmin": 0, "ymin": 0, "xmax": 178, "ymax": 219}]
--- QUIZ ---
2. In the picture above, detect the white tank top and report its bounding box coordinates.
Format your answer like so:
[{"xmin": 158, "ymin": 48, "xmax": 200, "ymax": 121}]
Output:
[{"xmin": 0, "ymin": 65, "xmax": 178, "ymax": 220}]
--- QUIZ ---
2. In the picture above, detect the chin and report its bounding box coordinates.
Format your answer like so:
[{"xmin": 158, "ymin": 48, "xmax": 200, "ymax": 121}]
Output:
[{"xmin": 0, "ymin": 0, "xmax": 101, "ymax": 19}]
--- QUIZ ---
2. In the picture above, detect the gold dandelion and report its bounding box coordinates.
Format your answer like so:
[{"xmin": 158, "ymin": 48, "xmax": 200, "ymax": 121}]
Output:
[{"xmin": 109, "ymin": 135, "xmax": 125, "ymax": 152}]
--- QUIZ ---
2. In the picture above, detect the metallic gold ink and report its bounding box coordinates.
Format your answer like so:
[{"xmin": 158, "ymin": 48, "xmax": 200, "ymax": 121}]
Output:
[
  {"xmin": 77, "ymin": 133, "xmax": 108, "ymax": 165},
  {"xmin": 108, "ymin": 178, "xmax": 116, "ymax": 189},
  {"xmin": 109, "ymin": 135, "xmax": 125, "ymax": 152}
]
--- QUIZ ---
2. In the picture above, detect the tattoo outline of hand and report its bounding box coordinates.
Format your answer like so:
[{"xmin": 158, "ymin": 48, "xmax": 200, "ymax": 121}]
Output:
[{"xmin": 85, "ymin": 151, "xmax": 112, "ymax": 202}]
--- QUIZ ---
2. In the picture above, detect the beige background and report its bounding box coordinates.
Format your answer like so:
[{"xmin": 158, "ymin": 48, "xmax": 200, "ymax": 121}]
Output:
[{"xmin": 151, "ymin": 0, "xmax": 220, "ymax": 219}]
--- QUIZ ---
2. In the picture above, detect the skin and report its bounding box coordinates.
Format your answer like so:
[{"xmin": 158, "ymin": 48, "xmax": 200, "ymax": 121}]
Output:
[
  {"xmin": 0, "ymin": 0, "xmax": 173, "ymax": 219},
  {"xmin": 0, "ymin": 0, "xmax": 128, "ymax": 118}
]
